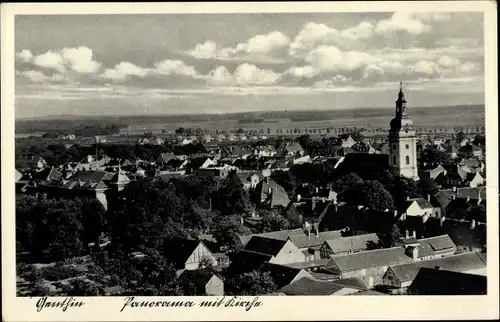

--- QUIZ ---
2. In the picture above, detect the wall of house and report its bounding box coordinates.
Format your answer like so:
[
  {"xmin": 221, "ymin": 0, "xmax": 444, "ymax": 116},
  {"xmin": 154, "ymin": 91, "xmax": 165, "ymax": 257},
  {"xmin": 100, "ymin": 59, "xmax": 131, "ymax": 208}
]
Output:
[
  {"xmin": 292, "ymin": 270, "xmax": 314, "ymax": 284},
  {"xmin": 382, "ymin": 268, "xmax": 402, "ymax": 288},
  {"xmin": 205, "ymin": 276, "xmax": 224, "ymax": 296},
  {"xmin": 185, "ymin": 243, "xmax": 218, "ymax": 270},
  {"xmin": 270, "ymin": 241, "xmax": 306, "ymax": 265},
  {"xmin": 343, "ymin": 265, "xmax": 389, "ymax": 288}
]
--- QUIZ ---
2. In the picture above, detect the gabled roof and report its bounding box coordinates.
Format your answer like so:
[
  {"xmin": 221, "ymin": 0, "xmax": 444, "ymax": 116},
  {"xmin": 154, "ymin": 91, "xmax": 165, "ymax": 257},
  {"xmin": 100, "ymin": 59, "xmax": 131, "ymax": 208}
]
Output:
[
  {"xmin": 405, "ymin": 198, "xmax": 433, "ymax": 210},
  {"xmin": 326, "ymin": 247, "xmax": 412, "ymax": 272},
  {"xmin": 416, "ymin": 235, "xmax": 457, "ymax": 258},
  {"xmin": 323, "ymin": 233, "xmax": 380, "ymax": 254},
  {"xmin": 255, "ymin": 178, "xmax": 290, "ymax": 208},
  {"xmin": 389, "ymin": 252, "xmax": 487, "ymax": 283},
  {"xmin": 67, "ymin": 170, "xmax": 114, "ymax": 183},
  {"xmin": 163, "ymin": 238, "xmax": 206, "ymax": 267},
  {"xmin": 279, "ymin": 277, "xmax": 357, "ymax": 295},
  {"xmin": 243, "ymin": 236, "xmax": 288, "ymax": 256},
  {"xmin": 408, "ymin": 268, "xmax": 487, "ymax": 295},
  {"xmin": 262, "ymin": 262, "xmax": 312, "ymax": 288}
]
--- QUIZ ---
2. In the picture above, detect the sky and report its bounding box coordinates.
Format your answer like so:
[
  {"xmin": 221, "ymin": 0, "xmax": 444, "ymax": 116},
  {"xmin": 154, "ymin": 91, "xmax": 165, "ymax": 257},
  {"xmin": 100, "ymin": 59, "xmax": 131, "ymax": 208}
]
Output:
[{"xmin": 14, "ymin": 12, "xmax": 485, "ymax": 118}]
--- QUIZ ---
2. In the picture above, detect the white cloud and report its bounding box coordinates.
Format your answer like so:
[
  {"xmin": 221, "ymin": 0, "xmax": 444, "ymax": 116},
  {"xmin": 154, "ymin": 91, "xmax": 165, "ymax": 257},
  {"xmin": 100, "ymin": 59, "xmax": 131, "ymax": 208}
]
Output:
[
  {"xmin": 206, "ymin": 63, "xmax": 281, "ymax": 86},
  {"xmin": 18, "ymin": 70, "xmax": 65, "ymax": 83},
  {"xmin": 289, "ymin": 22, "xmax": 338, "ymax": 56},
  {"xmin": 305, "ymin": 45, "xmax": 377, "ymax": 72},
  {"xmin": 27, "ymin": 46, "xmax": 101, "ymax": 74},
  {"xmin": 362, "ymin": 61, "xmax": 408, "ymax": 80},
  {"xmin": 313, "ymin": 74, "xmax": 351, "ymax": 87},
  {"xmin": 284, "ymin": 65, "xmax": 319, "ymax": 79},
  {"xmin": 187, "ymin": 31, "xmax": 289, "ymax": 61},
  {"xmin": 101, "ymin": 62, "xmax": 149, "ymax": 80},
  {"xmin": 375, "ymin": 12, "xmax": 430, "ymax": 35},
  {"xmin": 16, "ymin": 50, "xmax": 33, "ymax": 63},
  {"xmin": 458, "ymin": 61, "xmax": 481, "ymax": 74},
  {"xmin": 154, "ymin": 60, "xmax": 198, "ymax": 77},
  {"xmin": 411, "ymin": 60, "xmax": 441, "ymax": 76},
  {"xmin": 437, "ymin": 55, "xmax": 461, "ymax": 68}
]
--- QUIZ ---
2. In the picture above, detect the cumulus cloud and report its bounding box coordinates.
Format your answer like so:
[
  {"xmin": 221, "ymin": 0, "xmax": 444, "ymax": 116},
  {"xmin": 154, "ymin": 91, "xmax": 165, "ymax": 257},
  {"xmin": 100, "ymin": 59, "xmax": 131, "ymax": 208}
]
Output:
[
  {"xmin": 284, "ymin": 65, "xmax": 319, "ymax": 79},
  {"xmin": 154, "ymin": 60, "xmax": 199, "ymax": 77},
  {"xmin": 362, "ymin": 61, "xmax": 408, "ymax": 81},
  {"xmin": 101, "ymin": 62, "xmax": 149, "ymax": 80},
  {"xmin": 458, "ymin": 61, "xmax": 481, "ymax": 74},
  {"xmin": 25, "ymin": 46, "xmax": 101, "ymax": 74},
  {"xmin": 305, "ymin": 45, "xmax": 377, "ymax": 72},
  {"xmin": 187, "ymin": 31, "xmax": 290, "ymax": 61},
  {"xmin": 411, "ymin": 60, "xmax": 441, "ymax": 76},
  {"xmin": 16, "ymin": 50, "xmax": 33, "ymax": 63},
  {"xmin": 18, "ymin": 70, "xmax": 65, "ymax": 83},
  {"xmin": 206, "ymin": 63, "xmax": 281, "ymax": 86},
  {"xmin": 375, "ymin": 12, "xmax": 430, "ymax": 35},
  {"xmin": 313, "ymin": 74, "xmax": 351, "ymax": 87}
]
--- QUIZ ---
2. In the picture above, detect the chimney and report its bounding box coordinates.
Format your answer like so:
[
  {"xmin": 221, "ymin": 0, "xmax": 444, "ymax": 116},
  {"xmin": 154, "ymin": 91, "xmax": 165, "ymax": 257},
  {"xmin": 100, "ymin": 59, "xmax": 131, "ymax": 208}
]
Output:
[
  {"xmin": 306, "ymin": 225, "xmax": 311, "ymax": 239},
  {"xmin": 422, "ymin": 214, "xmax": 429, "ymax": 223},
  {"xmin": 452, "ymin": 186, "xmax": 457, "ymax": 192},
  {"xmin": 427, "ymin": 194, "xmax": 431, "ymax": 202},
  {"xmin": 405, "ymin": 229, "xmax": 409, "ymax": 239},
  {"xmin": 313, "ymin": 223, "xmax": 319, "ymax": 237},
  {"xmin": 315, "ymin": 186, "xmax": 319, "ymax": 194},
  {"xmin": 470, "ymin": 219, "xmax": 476, "ymax": 230},
  {"xmin": 384, "ymin": 208, "xmax": 389, "ymax": 212},
  {"xmin": 440, "ymin": 216, "xmax": 446, "ymax": 226},
  {"xmin": 466, "ymin": 196, "xmax": 470, "ymax": 203},
  {"xmin": 434, "ymin": 266, "xmax": 441, "ymax": 270},
  {"xmin": 412, "ymin": 231, "xmax": 416, "ymax": 238},
  {"xmin": 357, "ymin": 205, "xmax": 364, "ymax": 210},
  {"xmin": 394, "ymin": 210, "xmax": 398, "ymax": 217},
  {"xmin": 451, "ymin": 195, "xmax": 456, "ymax": 200},
  {"xmin": 296, "ymin": 194, "xmax": 302, "ymax": 202},
  {"xmin": 311, "ymin": 197, "xmax": 317, "ymax": 211},
  {"xmin": 406, "ymin": 196, "xmax": 410, "ymax": 201}
]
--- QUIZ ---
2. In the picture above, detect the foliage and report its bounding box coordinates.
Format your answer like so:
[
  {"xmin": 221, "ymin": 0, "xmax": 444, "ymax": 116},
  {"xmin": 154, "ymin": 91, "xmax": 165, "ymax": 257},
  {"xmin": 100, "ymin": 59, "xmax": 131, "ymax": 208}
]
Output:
[
  {"xmin": 418, "ymin": 179, "xmax": 439, "ymax": 197},
  {"xmin": 212, "ymin": 215, "xmax": 246, "ymax": 250},
  {"xmin": 211, "ymin": 173, "xmax": 255, "ymax": 217},
  {"xmin": 388, "ymin": 225, "xmax": 402, "ymax": 247},
  {"xmin": 420, "ymin": 147, "xmax": 452, "ymax": 167},
  {"xmin": 270, "ymin": 170, "xmax": 297, "ymax": 195},
  {"xmin": 67, "ymin": 279, "xmax": 100, "ymax": 296},
  {"xmin": 225, "ymin": 270, "xmax": 277, "ymax": 295},
  {"xmin": 343, "ymin": 180, "xmax": 395, "ymax": 211},
  {"xmin": 332, "ymin": 173, "xmax": 364, "ymax": 195},
  {"xmin": 260, "ymin": 211, "xmax": 290, "ymax": 232}
]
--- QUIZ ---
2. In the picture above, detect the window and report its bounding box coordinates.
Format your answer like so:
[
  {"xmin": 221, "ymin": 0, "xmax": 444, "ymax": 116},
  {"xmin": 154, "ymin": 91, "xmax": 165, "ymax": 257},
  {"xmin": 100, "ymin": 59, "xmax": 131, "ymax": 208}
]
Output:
[
  {"xmin": 406, "ymin": 155, "xmax": 410, "ymax": 165},
  {"xmin": 392, "ymin": 144, "xmax": 396, "ymax": 150},
  {"xmin": 405, "ymin": 144, "xmax": 409, "ymax": 149},
  {"xmin": 393, "ymin": 156, "xmax": 396, "ymax": 164}
]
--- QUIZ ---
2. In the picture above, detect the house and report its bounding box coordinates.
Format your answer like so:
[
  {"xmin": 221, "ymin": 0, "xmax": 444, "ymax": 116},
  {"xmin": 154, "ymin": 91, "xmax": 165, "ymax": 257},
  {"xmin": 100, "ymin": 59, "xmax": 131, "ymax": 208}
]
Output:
[
  {"xmin": 445, "ymin": 146, "xmax": 458, "ymax": 159},
  {"xmin": 320, "ymin": 233, "xmax": 382, "ymax": 258},
  {"xmin": 252, "ymin": 177, "xmax": 291, "ymax": 211},
  {"xmin": 458, "ymin": 158, "xmax": 485, "ymax": 173},
  {"xmin": 253, "ymin": 145, "xmax": 278, "ymax": 157},
  {"xmin": 284, "ymin": 142, "xmax": 305, "ymax": 156},
  {"xmin": 62, "ymin": 134, "xmax": 76, "ymax": 141},
  {"xmin": 459, "ymin": 145, "xmax": 483, "ymax": 159},
  {"xmin": 177, "ymin": 269, "xmax": 224, "ymax": 296},
  {"xmin": 102, "ymin": 285, "xmax": 126, "ymax": 296},
  {"xmin": 383, "ymin": 252, "xmax": 487, "ymax": 291},
  {"xmin": 396, "ymin": 234, "xmax": 457, "ymax": 261},
  {"xmin": 341, "ymin": 135, "xmax": 357, "ymax": 148},
  {"xmin": 278, "ymin": 277, "xmax": 362, "ymax": 296},
  {"xmin": 261, "ymin": 262, "xmax": 314, "ymax": 288},
  {"xmin": 214, "ymin": 253, "xmax": 230, "ymax": 267},
  {"xmin": 73, "ymin": 155, "xmax": 111, "ymax": 172},
  {"xmin": 24, "ymin": 156, "xmax": 48, "ymax": 169},
  {"xmin": 292, "ymin": 155, "xmax": 312, "ymax": 165},
  {"xmin": 38, "ymin": 170, "xmax": 117, "ymax": 209},
  {"xmin": 407, "ymin": 268, "xmax": 487, "ymax": 295},
  {"xmin": 186, "ymin": 157, "xmax": 215, "ymax": 173},
  {"xmin": 163, "ymin": 238, "xmax": 218, "ymax": 270},
  {"xmin": 241, "ymin": 236, "xmax": 305, "ymax": 265},
  {"xmin": 466, "ymin": 172, "xmax": 485, "ymax": 188},
  {"xmin": 324, "ymin": 247, "xmax": 414, "ymax": 288},
  {"xmin": 234, "ymin": 171, "xmax": 262, "ymax": 189},
  {"xmin": 401, "ymin": 196, "xmax": 441, "ymax": 219}
]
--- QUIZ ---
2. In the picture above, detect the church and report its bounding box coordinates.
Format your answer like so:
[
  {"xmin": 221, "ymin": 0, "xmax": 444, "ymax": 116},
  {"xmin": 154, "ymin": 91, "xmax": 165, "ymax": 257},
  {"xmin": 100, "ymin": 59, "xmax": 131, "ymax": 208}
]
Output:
[{"xmin": 388, "ymin": 82, "xmax": 419, "ymax": 181}]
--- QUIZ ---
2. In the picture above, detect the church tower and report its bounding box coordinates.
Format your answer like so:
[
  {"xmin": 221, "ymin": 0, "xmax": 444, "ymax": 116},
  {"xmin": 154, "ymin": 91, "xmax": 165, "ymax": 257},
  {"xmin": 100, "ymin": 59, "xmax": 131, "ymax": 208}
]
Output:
[{"xmin": 388, "ymin": 82, "xmax": 419, "ymax": 181}]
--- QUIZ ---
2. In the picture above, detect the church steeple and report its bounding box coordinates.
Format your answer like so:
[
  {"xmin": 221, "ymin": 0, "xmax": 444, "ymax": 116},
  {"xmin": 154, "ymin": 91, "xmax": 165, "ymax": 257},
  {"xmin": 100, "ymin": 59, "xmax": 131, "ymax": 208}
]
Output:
[{"xmin": 395, "ymin": 81, "xmax": 407, "ymax": 118}]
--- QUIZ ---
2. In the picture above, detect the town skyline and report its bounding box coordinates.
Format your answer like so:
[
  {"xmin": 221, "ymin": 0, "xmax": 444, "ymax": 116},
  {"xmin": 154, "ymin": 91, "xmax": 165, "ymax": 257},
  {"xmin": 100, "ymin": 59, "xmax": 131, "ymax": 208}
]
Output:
[{"xmin": 15, "ymin": 11, "xmax": 485, "ymax": 118}]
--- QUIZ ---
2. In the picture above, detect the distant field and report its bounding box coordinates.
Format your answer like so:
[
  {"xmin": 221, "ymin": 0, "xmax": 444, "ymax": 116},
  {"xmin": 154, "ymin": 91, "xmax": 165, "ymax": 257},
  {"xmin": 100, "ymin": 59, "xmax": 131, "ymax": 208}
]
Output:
[{"xmin": 120, "ymin": 105, "xmax": 485, "ymax": 135}]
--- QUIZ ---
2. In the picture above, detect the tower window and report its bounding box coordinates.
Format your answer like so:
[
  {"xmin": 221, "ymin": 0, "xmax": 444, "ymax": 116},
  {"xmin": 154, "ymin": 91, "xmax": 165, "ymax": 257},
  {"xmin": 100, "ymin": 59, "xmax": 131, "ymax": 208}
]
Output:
[
  {"xmin": 392, "ymin": 144, "xmax": 396, "ymax": 150},
  {"xmin": 406, "ymin": 155, "xmax": 410, "ymax": 165},
  {"xmin": 405, "ymin": 144, "xmax": 409, "ymax": 149},
  {"xmin": 393, "ymin": 156, "xmax": 396, "ymax": 164}
]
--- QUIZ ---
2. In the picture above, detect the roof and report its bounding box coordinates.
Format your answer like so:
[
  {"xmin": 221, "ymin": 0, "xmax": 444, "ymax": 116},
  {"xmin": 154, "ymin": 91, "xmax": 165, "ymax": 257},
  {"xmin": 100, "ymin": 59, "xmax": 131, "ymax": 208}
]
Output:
[
  {"xmin": 326, "ymin": 247, "xmax": 413, "ymax": 272},
  {"xmin": 459, "ymin": 158, "xmax": 482, "ymax": 167},
  {"xmin": 324, "ymin": 233, "xmax": 381, "ymax": 254},
  {"xmin": 409, "ymin": 198, "xmax": 434, "ymax": 209},
  {"xmin": 351, "ymin": 290, "xmax": 388, "ymax": 295},
  {"xmin": 332, "ymin": 277, "xmax": 367, "ymax": 290},
  {"xmin": 283, "ymin": 258, "xmax": 330, "ymax": 270},
  {"xmin": 178, "ymin": 269, "xmax": 221, "ymax": 292},
  {"xmin": 389, "ymin": 252, "xmax": 487, "ymax": 283},
  {"xmin": 417, "ymin": 235, "xmax": 457, "ymax": 258},
  {"xmin": 67, "ymin": 170, "xmax": 114, "ymax": 183},
  {"xmin": 163, "ymin": 238, "xmax": 205, "ymax": 267},
  {"xmin": 285, "ymin": 142, "xmax": 304, "ymax": 153},
  {"xmin": 289, "ymin": 235, "xmax": 326, "ymax": 249},
  {"xmin": 262, "ymin": 262, "xmax": 311, "ymax": 288},
  {"xmin": 279, "ymin": 277, "xmax": 357, "ymax": 295},
  {"xmin": 103, "ymin": 285, "xmax": 126, "ymax": 294},
  {"xmin": 408, "ymin": 268, "xmax": 487, "ymax": 295},
  {"xmin": 243, "ymin": 236, "xmax": 288, "ymax": 256}
]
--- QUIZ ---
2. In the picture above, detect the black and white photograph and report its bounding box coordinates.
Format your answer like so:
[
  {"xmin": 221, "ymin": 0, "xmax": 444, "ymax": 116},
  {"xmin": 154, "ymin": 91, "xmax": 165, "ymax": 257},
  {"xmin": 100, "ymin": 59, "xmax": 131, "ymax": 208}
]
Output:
[{"xmin": 2, "ymin": 2, "xmax": 499, "ymax": 321}]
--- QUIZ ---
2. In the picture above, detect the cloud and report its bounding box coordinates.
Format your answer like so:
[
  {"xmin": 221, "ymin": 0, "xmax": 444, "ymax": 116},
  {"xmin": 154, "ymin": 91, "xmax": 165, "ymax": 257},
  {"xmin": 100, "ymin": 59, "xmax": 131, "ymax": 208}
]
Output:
[
  {"xmin": 313, "ymin": 74, "xmax": 351, "ymax": 87},
  {"xmin": 305, "ymin": 45, "xmax": 377, "ymax": 72},
  {"xmin": 17, "ymin": 70, "xmax": 65, "ymax": 83},
  {"xmin": 101, "ymin": 62, "xmax": 149, "ymax": 80},
  {"xmin": 375, "ymin": 12, "xmax": 430, "ymax": 35},
  {"xmin": 26, "ymin": 46, "xmax": 101, "ymax": 74},
  {"xmin": 206, "ymin": 63, "xmax": 281, "ymax": 86},
  {"xmin": 410, "ymin": 60, "xmax": 441, "ymax": 76},
  {"xmin": 458, "ymin": 61, "xmax": 481, "ymax": 74},
  {"xmin": 187, "ymin": 31, "xmax": 289, "ymax": 62},
  {"xmin": 16, "ymin": 50, "xmax": 33, "ymax": 63},
  {"xmin": 362, "ymin": 61, "xmax": 408, "ymax": 80},
  {"xmin": 154, "ymin": 60, "xmax": 199, "ymax": 77},
  {"xmin": 437, "ymin": 55, "xmax": 461, "ymax": 68},
  {"xmin": 284, "ymin": 65, "xmax": 319, "ymax": 79}
]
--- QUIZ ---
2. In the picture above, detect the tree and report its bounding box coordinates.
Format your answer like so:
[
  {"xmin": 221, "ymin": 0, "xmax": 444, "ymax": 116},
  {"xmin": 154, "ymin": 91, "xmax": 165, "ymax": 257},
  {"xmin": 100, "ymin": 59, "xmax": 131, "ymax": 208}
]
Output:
[
  {"xmin": 343, "ymin": 180, "xmax": 395, "ymax": 211},
  {"xmin": 175, "ymin": 127, "xmax": 186, "ymax": 134},
  {"xmin": 388, "ymin": 224, "xmax": 402, "ymax": 247},
  {"xmin": 225, "ymin": 270, "xmax": 277, "ymax": 295},
  {"xmin": 418, "ymin": 179, "xmax": 439, "ymax": 197},
  {"xmin": 261, "ymin": 211, "xmax": 290, "ymax": 232},
  {"xmin": 332, "ymin": 173, "xmax": 364, "ymax": 195},
  {"xmin": 236, "ymin": 128, "xmax": 245, "ymax": 134},
  {"xmin": 212, "ymin": 215, "xmax": 245, "ymax": 250},
  {"xmin": 420, "ymin": 147, "xmax": 452, "ymax": 167},
  {"xmin": 455, "ymin": 131, "xmax": 466, "ymax": 144},
  {"xmin": 271, "ymin": 170, "xmax": 297, "ymax": 195},
  {"xmin": 67, "ymin": 279, "xmax": 100, "ymax": 296},
  {"xmin": 212, "ymin": 173, "xmax": 255, "ymax": 217}
]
